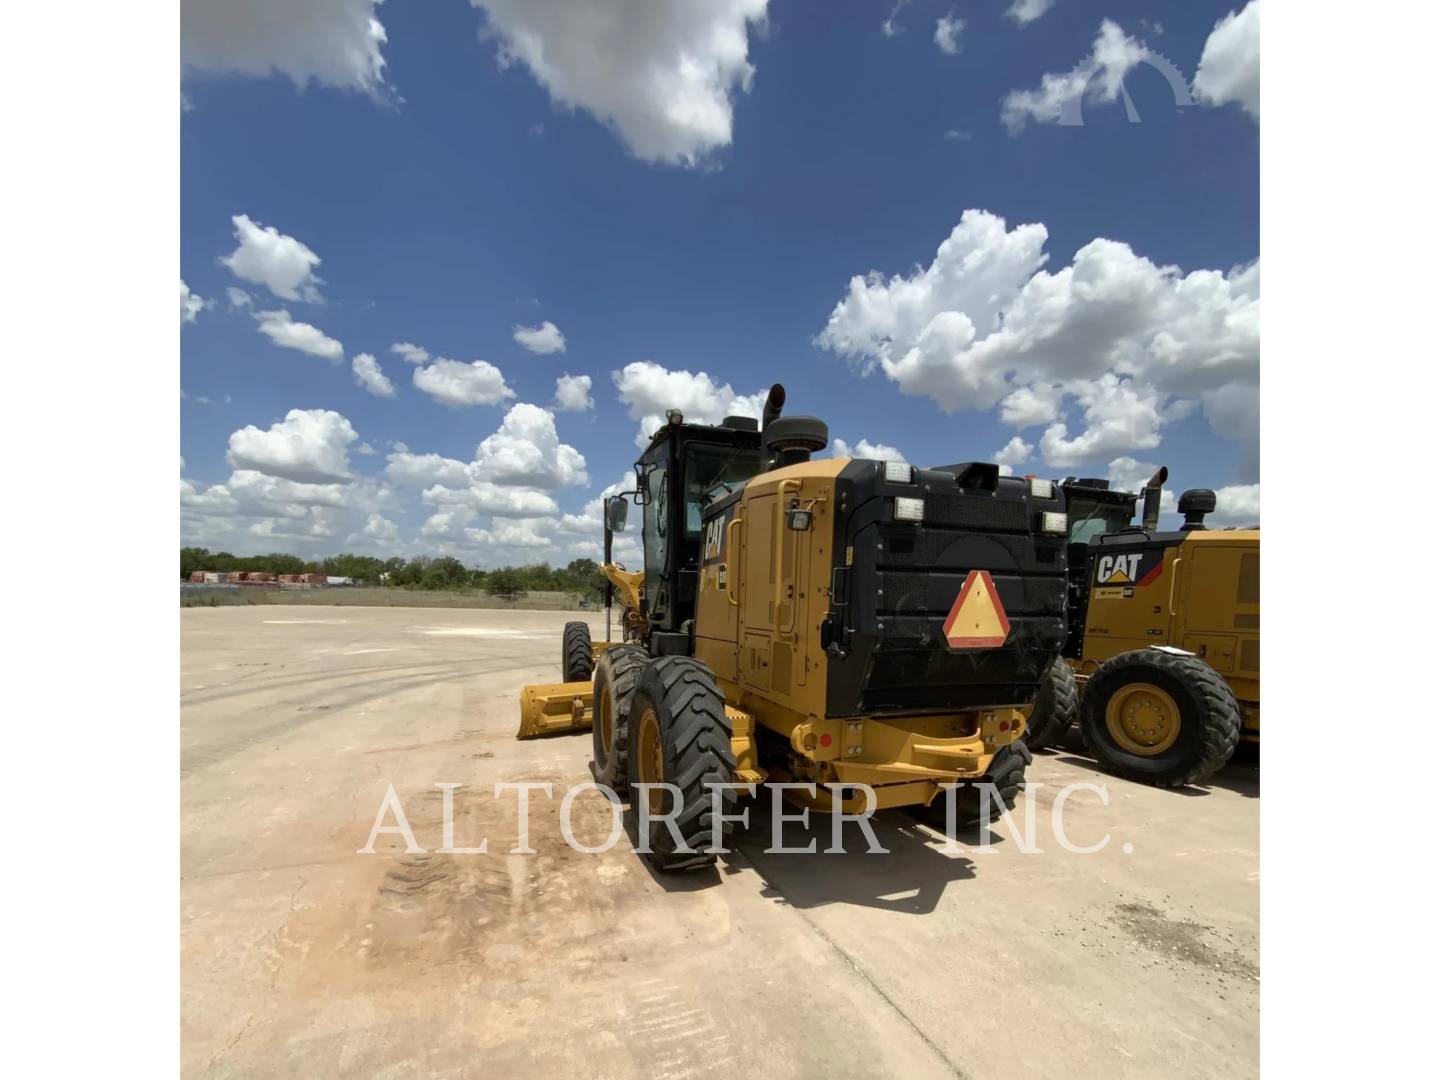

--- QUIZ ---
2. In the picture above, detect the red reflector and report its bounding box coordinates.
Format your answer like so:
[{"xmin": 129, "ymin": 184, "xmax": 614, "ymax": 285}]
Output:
[
  {"xmin": 819, "ymin": 733, "xmax": 833, "ymax": 748},
  {"xmin": 999, "ymin": 720, "xmax": 1010, "ymax": 731}
]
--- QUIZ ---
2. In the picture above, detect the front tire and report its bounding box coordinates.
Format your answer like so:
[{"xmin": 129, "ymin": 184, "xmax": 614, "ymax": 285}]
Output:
[
  {"xmin": 1023, "ymin": 658, "xmax": 1079, "ymax": 751},
  {"xmin": 561, "ymin": 620, "xmax": 593, "ymax": 682},
  {"xmin": 591, "ymin": 644, "xmax": 647, "ymax": 795},
  {"xmin": 1080, "ymin": 649, "xmax": 1241, "ymax": 788},
  {"xmin": 627, "ymin": 657, "xmax": 737, "ymax": 872}
]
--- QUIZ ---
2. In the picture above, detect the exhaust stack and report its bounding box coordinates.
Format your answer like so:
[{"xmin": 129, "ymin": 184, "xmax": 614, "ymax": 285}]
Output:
[
  {"xmin": 761, "ymin": 384, "xmax": 786, "ymax": 434},
  {"xmin": 1141, "ymin": 466, "xmax": 1169, "ymax": 530}
]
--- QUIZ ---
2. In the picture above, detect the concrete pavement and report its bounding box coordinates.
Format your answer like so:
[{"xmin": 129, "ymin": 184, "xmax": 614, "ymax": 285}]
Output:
[{"xmin": 181, "ymin": 606, "xmax": 1258, "ymax": 1078}]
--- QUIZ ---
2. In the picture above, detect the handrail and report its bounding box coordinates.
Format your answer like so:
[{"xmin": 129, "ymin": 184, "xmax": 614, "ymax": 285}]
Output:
[
  {"xmin": 725, "ymin": 515, "xmax": 742, "ymax": 607},
  {"xmin": 775, "ymin": 480, "xmax": 800, "ymax": 631}
]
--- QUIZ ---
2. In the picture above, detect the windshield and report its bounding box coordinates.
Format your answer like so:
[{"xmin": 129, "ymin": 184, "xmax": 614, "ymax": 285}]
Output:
[
  {"xmin": 683, "ymin": 443, "xmax": 766, "ymax": 536},
  {"xmin": 1067, "ymin": 499, "xmax": 1136, "ymax": 544}
]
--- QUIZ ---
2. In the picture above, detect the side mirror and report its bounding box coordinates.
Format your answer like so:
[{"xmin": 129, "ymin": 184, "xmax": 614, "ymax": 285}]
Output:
[{"xmin": 605, "ymin": 496, "xmax": 630, "ymax": 533}]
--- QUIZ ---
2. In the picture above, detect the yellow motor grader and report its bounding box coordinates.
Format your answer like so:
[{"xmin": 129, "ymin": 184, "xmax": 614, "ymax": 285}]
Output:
[
  {"xmin": 1023, "ymin": 468, "xmax": 1259, "ymax": 788},
  {"xmin": 517, "ymin": 385, "xmax": 1071, "ymax": 871}
]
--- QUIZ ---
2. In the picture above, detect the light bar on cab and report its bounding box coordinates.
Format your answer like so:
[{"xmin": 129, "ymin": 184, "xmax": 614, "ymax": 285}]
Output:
[
  {"xmin": 894, "ymin": 497, "xmax": 925, "ymax": 522},
  {"xmin": 1029, "ymin": 477, "xmax": 1054, "ymax": 499}
]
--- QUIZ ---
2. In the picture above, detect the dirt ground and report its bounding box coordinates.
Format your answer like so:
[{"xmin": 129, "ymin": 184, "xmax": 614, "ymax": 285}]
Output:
[{"xmin": 181, "ymin": 606, "xmax": 1259, "ymax": 1079}]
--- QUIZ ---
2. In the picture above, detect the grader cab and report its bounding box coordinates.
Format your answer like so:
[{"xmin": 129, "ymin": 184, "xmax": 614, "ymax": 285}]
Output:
[{"xmin": 517, "ymin": 384, "xmax": 1072, "ymax": 870}]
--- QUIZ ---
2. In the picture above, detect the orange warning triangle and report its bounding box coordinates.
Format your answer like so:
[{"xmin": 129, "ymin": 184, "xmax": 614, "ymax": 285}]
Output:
[{"xmin": 943, "ymin": 570, "xmax": 1011, "ymax": 649}]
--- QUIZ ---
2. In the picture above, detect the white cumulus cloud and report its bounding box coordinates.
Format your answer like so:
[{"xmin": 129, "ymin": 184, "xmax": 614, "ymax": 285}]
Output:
[
  {"xmin": 412, "ymin": 358, "xmax": 516, "ymax": 407},
  {"xmin": 1037, "ymin": 376, "xmax": 1166, "ymax": 467},
  {"xmin": 513, "ymin": 320, "xmax": 567, "ymax": 354},
  {"xmin": 472, "ymin": 403, "xmax": 589, "ymax": 488},
  {"xmin": 881, "ymin": 0, "xmax": 910, "ymax": 37},
  {"xmin": 220, "ymin": 214, "xmax": 325, "ymax": 302},
  {"xmin": 471, "ymin": 0, "xmax": 770, "ymax": 166},
  {"xmin": 351, "ymin": 352, "xmax": 396, "ymax": 397},
  {"xmin": 423, "ymin": 482, "xmax": 560, "ymax": 517},
  {"xmin": 1007, "ymin": 0, "xmax": 1055, "ymax": 26},
  {"xmin": 180, "ymin": 279, "xmax": 211, "ymax": 324},
  {"xmin": 385, "ymin": 451, "xmax": 471, "ymax": 489},
  {"xmin": 465, "ymin": 518, "xmax": 554, "ymax": 549},
  {"xmin": 1001, "ymin": 20, "xmax": 1150, "ymax": 134},
  {"xmin": 992, "ymin": 436, "xmax": 1034, "ymax": 476},
  {"xmin": 1000, "ymin": 384, "xmax": 1061, "ymax": 427},
  {"xmin": 815, "ymin": 209, "xmax": 1259, "ymax": 473},
  {"xmin": 1194, "ymin": 2, "xmax": 1260, "ymax": 121},
  {"xmin": 254, "ymin": 309, "xmax": 344, "ymax": 362},
  {"xmin": 390, "ymin": 341, "xmax": 430, "ymax": 364},
  {"xmin": 1213, "ymin": 483, "xmax": 1260, "ymax": 525},
  {"xmin": 554, "ymin": 373, "xmax": 594, "ymax": 411},
  {"xmin": 181, "ymin": 0, "xmax": 389, "ymax": 95},
  {"xmin": 226, "ymin": 408, "xmax": 359, "ymax": 484},
  {"xmin": 934, "ymin": 14, "xmax": 964, "ymax": 55},
  {"xmin": 353, "ymin": 512, "xmax": 399, "ymax": 543},
  {"xmin": 831, "ymin": 437, "xmax": 904, "ymax": 462},
  {"xmin": 1104, "ymin": 456, "xmax": 1177, "ymax": 513},
  {"xmin": 612, "ymin": 360, "xmax": 768, "ymax": 447}
]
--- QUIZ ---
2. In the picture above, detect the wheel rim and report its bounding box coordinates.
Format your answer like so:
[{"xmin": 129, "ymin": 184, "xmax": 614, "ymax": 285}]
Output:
[
  {"xmin": 1105, "ymin": 682, "xmax": 1181, "ymax": 756},
  {"xmin": 634, "ymin": 706, "xmax": 664, "ymax": 815},
  {"xmin": 597, "ymin": 689, "xmax": 613, "ymax": 759}
]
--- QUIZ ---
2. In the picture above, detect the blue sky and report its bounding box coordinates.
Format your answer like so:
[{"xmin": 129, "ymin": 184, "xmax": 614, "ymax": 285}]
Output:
[{"xmin": 180, "ymin": 0, "xmax": 1260, "ymax": 563}]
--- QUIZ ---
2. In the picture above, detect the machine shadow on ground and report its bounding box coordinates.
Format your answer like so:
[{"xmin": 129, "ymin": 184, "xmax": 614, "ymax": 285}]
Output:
[
  {"xmin": 614, "ymin": 784, "xmax": 998, "ymax": 911},
  {"xmin": 1043, "ymin": 729, "xmax": 1261, "ymax": 800},
  {"xmin": 722, "ymin": 789, "xmax": 988, "ymax": 915}
]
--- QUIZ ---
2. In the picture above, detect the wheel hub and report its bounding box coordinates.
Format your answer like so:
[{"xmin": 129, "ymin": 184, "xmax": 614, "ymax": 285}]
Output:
[{"xmin": 1105, "ymin": 682, "xmax": 1181, "ymax": 756}]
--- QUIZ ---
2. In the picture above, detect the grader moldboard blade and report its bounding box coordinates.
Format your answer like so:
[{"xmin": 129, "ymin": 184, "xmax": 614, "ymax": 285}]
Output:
[
  {"xmin": 516, "ymin": 681, "xmax": 594, "ymax": 739},
  {"xmin": 515, "ymin": 640, "xmax": 618, "ymax": 738}
]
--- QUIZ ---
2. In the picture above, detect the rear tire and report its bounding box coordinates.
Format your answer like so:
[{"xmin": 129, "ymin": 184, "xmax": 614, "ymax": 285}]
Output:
[
  {"xmin": 561, "ymin": 621, "xmax": 593, "ymax": 682},
  {"xmin": 1023, "ymin": 658, "xmax": 1079, "ymax": 751},
  {"xmin": 913, "ymin": 741, "xmax": 1032, "ymax": 832},
  {"xmin": 591, "ymin": 644, "xmax": 647, "ymax": 795},
  {"xmin": 1080, "ymin": 649, "xmax": 1241, "ymax": 788},
  {"xmin": 627, "ymin": 657, "xmax": 737, "ymax": 872}
]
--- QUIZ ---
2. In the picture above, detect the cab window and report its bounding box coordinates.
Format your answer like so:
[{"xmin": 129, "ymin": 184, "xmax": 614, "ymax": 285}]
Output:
[
  {"xmin": 1068, "ymin": 504, "xmax": 1136, "ymax": 544},
  {"xmin": 683, "ymin": 443, "xmax": 766, "ymax": 536},
  {"xmin": 643, "ymin": 463, "xmax": 668, "ymax": 584}
]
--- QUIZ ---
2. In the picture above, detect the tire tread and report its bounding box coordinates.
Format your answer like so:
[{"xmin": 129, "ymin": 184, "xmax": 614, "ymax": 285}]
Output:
[{"xmin": 1079, "ymin": 649, "xmax": 1241, "ymax": 788}]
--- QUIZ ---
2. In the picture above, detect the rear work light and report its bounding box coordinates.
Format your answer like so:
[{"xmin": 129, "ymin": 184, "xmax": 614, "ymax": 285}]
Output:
[
  {"xmin": 1028, "ymin": 477, "xmax": 1055, "ymax": 499},
  {"xmin": 1040, "ymin": 511, "xmax": 1068, "ymax": 534},
  {"xmin": 894, "ymin": 497, "xmax": 925, "ymax": 522},
  {"xmin": 883, "ymin": 460, "xmax": 914, "ymax": 484}
]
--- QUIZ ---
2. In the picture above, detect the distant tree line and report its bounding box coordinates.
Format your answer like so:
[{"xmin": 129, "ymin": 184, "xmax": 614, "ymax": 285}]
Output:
[{"xmin": 180, "ymin": 547, "xmax": 605, "ymax": 601}]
